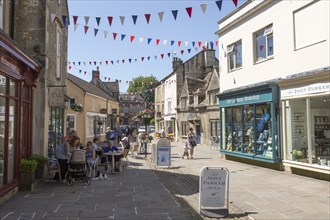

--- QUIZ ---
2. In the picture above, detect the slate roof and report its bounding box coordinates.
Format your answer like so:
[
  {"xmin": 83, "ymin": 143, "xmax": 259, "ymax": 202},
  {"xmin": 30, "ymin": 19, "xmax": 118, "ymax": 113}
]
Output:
[
  {"xmin": 104, "ymin": 81, "xmax": 119, "ymax": 93},
  {"xmin": 67, "ymin": 73, "xmax": 117, "ymax": 102}
]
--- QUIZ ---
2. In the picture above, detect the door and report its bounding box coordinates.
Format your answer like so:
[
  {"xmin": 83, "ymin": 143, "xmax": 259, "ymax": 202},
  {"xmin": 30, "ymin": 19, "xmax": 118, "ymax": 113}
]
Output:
[{"xmin": 195, "ymin": 124, "xmax": 201, "ymax": 144}]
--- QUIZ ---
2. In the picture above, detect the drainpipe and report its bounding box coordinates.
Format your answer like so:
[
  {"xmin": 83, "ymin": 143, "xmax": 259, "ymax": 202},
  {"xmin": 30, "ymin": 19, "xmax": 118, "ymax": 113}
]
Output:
[{"xmin": 10, "ymin": 0, "xmax": 15, "ymax": 39}]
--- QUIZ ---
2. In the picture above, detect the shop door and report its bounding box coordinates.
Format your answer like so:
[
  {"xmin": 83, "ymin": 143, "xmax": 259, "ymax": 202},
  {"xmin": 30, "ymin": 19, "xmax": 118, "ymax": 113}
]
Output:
[{"xmin": 196, "ymin": 124, "xmax": 201, "ymax": 144}]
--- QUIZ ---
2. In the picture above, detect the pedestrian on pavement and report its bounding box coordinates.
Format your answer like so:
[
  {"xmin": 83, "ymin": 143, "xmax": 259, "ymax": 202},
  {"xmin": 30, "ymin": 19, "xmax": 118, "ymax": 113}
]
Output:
[
  {"xmin": 182, "ymin": 141, "xmax": 189, "ymax": 159},
  {"xmin": 187, "ymin": 127, "xmax": 197, "ymax": 159}
]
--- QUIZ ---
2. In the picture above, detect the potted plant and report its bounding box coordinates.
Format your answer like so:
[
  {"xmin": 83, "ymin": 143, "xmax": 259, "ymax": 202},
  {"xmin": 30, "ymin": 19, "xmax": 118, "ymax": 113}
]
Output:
[
  {"xmin": 30, "ymin": 154, "xmax": 47, "ymax": 178},
  {"xmin": 19, "ymin": 159, "xmax": 37, "ymax": 191},
  {"xmin": 292, "ymin": 150, "xmax": 302, "ymax": 161}
]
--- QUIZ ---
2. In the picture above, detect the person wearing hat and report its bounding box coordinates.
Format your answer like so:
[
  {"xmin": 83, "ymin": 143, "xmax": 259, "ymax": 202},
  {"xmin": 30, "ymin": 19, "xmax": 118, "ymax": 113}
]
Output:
[{"xmin": 120, "ymin": 136, "xmax": 130, "ymax": 150}]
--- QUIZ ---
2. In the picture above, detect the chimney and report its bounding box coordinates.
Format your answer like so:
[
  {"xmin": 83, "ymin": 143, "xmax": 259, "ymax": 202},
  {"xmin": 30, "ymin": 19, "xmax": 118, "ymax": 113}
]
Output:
[
  {"xmin": 204, "ymin": 49, "xmax": 216, "ymax": 67},
  {"xmin": 92, "ymin": 66, "xmax": 100, "ymax": 79},
  {"xmin": 172, "ymin": 57, "xmax": 183, "ymax": 71}
]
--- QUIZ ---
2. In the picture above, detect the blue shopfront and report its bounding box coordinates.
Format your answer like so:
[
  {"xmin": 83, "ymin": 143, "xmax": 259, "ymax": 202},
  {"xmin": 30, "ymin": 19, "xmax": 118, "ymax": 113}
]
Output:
[{"xmin": 218, "ymin": 83, "xmax": 281, "ymax": 164}]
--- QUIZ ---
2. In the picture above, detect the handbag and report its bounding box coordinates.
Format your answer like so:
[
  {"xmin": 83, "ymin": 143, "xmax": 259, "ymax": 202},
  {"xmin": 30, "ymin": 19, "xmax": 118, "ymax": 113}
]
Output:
[{"xmin": 190, "ymin": 139, "xmax": 197, "ymax": 147}]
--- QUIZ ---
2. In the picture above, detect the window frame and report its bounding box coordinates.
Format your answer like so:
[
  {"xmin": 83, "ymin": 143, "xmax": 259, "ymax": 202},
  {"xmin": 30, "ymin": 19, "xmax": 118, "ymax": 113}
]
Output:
[
  {"xmin": 255, "ymin": 25, "xmax": 274, "ymax": 62},
  {"xmin": 227, "ymin": 40, "xmax": 242, "ymax": 72}
]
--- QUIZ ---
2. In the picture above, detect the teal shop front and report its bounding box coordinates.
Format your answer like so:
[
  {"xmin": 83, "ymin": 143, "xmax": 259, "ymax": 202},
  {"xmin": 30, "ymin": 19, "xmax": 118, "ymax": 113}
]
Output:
[{"xmin": 218, "ymin": 84, "xmax": 281, "ymax": 163}]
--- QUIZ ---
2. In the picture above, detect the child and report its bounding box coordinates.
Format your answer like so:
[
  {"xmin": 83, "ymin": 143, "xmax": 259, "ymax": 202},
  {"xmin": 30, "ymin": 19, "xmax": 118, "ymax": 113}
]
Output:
[{"xmin": 182, "ymin": 141, "xmax": 189, "ymax": 159}]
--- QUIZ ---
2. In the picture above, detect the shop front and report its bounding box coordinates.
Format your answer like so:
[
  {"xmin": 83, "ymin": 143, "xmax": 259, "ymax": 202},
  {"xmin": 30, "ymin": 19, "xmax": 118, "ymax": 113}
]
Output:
[
  {"xmin": 279, "ymin": 70, "xmax": 330, "ymax": 177},
  {"xmin": 0, "ymin": 32, "xmax": 41, "ymax": 201},
  {"xmin": 218, "ymin": 83, "xmax": 281, "ymax": 164}
]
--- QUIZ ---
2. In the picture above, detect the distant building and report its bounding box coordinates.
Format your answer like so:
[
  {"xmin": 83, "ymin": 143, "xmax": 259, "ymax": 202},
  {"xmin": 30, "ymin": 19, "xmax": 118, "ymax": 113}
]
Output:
[{"xmin": 119, "ymin": 93, "xmax": 145, "ymax": 127}]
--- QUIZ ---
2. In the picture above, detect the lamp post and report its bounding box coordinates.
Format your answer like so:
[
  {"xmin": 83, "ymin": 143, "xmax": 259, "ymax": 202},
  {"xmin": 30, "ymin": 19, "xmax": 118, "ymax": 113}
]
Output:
[{"xmin": 142, "ymin": 109, "xmax": 152, "ymax": 158}]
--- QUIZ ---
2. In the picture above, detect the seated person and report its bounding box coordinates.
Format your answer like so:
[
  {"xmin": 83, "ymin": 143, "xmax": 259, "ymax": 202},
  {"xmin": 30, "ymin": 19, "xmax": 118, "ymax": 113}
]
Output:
[{"xmin": 85, "ymin": 141, "xmax": 96, "ymax": 177}]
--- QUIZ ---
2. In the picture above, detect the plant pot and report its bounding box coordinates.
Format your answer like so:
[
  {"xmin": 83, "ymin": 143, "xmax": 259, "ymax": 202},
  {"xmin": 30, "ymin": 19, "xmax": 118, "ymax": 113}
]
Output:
[{"xmin": 19, "ymin": 172, "xmax": 35, "ymax": 191}]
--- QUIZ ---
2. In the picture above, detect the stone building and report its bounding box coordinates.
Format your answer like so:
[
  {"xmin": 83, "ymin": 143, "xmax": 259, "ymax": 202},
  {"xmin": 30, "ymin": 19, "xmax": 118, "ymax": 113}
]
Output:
[
  {"xmin": 119, "ymin": 93, "xmax": 145, "ymax": 127},
  {"xmin": 0, "ymin": 0, "xmax": 68, "ymax": 203},
  {"xmin": 155, "ymin": 48, "xmax": 219, "ymax": 143}
]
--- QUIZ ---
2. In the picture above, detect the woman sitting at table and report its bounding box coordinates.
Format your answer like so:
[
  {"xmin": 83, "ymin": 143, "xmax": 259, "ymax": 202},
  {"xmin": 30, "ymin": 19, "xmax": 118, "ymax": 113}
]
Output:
[{"xmin": 105, "ymin": 140, "xmax": 123, "ymax": 171}]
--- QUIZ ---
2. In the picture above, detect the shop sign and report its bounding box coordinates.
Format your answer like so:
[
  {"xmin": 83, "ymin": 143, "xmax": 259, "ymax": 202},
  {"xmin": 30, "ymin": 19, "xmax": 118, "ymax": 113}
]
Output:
[
  {"xmin": 0, "ymin": 55, "xmax": 20, "ymax": 73},
  {"xmin": 156, "ymin": 138, "xmax": 171, "ymax": 167},
  {"xmin": 100, "ymin": 108, "xmax": 107, "ymax": 114},
  {"xmin": 199, "ymin": 167, "xmax": 229, "ymax": 218},
  {"xmin": 281, "ymin": 82, "xmax": 330, "ymax": 98},
  {"xmin": 219, "ymin": 92, "xmax": 272, "ymax": 107},
  {"xmin": 49, "ymin": 87, "xmax": 65, "ymax": 107}
]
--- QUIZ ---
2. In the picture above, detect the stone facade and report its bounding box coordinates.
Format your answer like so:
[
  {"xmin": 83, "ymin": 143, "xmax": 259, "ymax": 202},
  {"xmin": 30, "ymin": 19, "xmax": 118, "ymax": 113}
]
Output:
[
  {"xmin": 12, "ymin": 0, "xmax": 69, "ymax": 157},
  {"xmin": 155, "ymin": 49, "xmax": 219, "ymax": 144}
]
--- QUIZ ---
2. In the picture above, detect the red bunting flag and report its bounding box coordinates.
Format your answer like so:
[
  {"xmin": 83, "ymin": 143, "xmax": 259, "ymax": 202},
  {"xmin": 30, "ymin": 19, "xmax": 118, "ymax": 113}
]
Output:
[
  {"xmin": 232, "ymin": 0, "xmax": 238, "ymax": 7},
  {"xmin": 145, "ymin": 14, "xmax": 151, "ymax": 24},
  {"xmin": 198, "ymin": 41, "xmax": 202, "ymax": 47},
  {"xmin": 122, "ymin": 59, "xmax": 125, "ymax": 63},
  {"xmin": 106, "ymin": 60, "xmax": 108, "ymax": 65},
  {"xmin": 156, "ymin": 39, "xmax": 160, "ymax": 45},
  {"xmin": 73, "ymin": 16, "xmax": 78, "ymax": 25},
  {"xmin": 178, "ymin": 41, "xmax": 182, "ymax": 47},
  {"xmin": 180, "ymin": 50, "xmax": 184, "ymax": 55},
  {"xmin": 185, "ymin": 7, "xmax": 192, "ymax": 18},
  {"xmin": 113, "ymin": 32, "xmax": 117, "ymax": 40},
  {"xmin": 216, "ymin": 41, "xmax": 219, "ymax": 46},
  {"xmin": 108, "ymin": 78, "xmax": 110, "ymax": 81},
  {"xmin": 69, "ymin": 66, "xmax": 72, "ymax": 70},
  {"xmin": 89, "ymin": 61, "xmax": 92, "ymax": 65},
  {"xmin": 161, "ymin": 54, "xmax": 164, "ymax": 59},
  {"xmin": 130, "ymin": 36, "xmax": 135, "ymax": 42},
  {"xmin": 84, "ymin": 26, "xmax": 89, "ymax": 34},
  {"xmin": 141, "ymin": 57, "xmax": 145, "ymax": 61},
  {"xmin": 107, "ymin": 16, "xmax": 113, "ymax": 26}
]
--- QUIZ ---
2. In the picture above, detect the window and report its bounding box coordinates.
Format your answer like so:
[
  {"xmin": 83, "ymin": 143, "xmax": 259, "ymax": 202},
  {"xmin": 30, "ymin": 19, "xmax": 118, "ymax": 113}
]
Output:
[
  {"xmin": 124, "ymin": 107, "xmax": 128, "ymax": 113},
  {"xmin": 181, "ymin": 97, "xmax": 187, "ymax": 108},
  {"xmin": 56, "ymin": 30, "xmax": 61, "ymax": 79},
  {"xmin": 66, "ymin": 115, "xmax": 76, "ymax": 135},
  {"xmin": 209, "ymin": 91, "xmax": 218, "ymax": 105},
  {"xmin": 130, "ymin": 106, "xmax": 135, "ymax": 112},
  {"xmin": 194, "ymin": 95, "xmax": 198, "ymax": 107},
  {"xmin": 255, "ymin": 25, "xmax": 273, "ymax": 62},
  {"xmin": 227, "ymin": 40, "xmax": 242, "ymax": 71},
  {"xmin": 167, "ymin": 99, "xmax": 171, "ymax": 113},
  {"xmin": 0, "ymin": 0, "xmax": 3, "ymax": 29},
  {"xmin": 210, "ymin": 120, "xmax": 220, "ymax": 137},
  {"xmin": 181, "ymin": 122, "xmax": 188, "ymax": 136}
]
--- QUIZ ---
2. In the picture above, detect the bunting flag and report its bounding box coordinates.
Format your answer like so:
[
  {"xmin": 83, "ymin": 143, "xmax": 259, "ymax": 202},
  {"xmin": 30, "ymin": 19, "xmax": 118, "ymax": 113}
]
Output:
[
  {"xmin": 171, "ymin": 10, "xmax": 178, "ymax": 20},
  {"xmin": 215, "ymin": 0, "xmax": 223, "ymax": 12},
  {"xmin": 84, "ymin": 16, "xmax": 90, "ymax": 25},
  {"xmin": 132, "ymin": 15, "xmax": 138, "ymax": 25},
  {"xmin": 167, "ymin": 52, "xmax": 171, "ymax": 57},
  {"xmin": 178, "ymin": 41, "xmax": 182, "ymax": 47},
  {"xmin": 107, "ymin": 16, "xmax": 113, "ymax": 26},
  {"xmin": 94, "ymin": 28, "xmax": 98, "ymax": 36},
  {"xmin": 147, "ymin": 38, "xmax": 152, "ymax": 44},
  {"xmin": 121, "ymin": 34, "xmax": 126, "ymax": 41},
  {"xmin": 96, "ymin": 17, "xmax": 101, "ymax": 26},
  {"xmin": 192, "ymin": 41, "xmax": 195, "ymax": 47},
  {"xmin": 198, "ymin": 41, "xmax": 202, "ymax": 47},
  {"xmin": 232, "ymin": 0, "xmax": 238, "ymax": 7},
  {"xmin": 104, "ymin": 30, "xmax": 108, "ymax": 38},
  {"xmin": 84, "ymin": 26, "xmax": 89, "ymax": 34},
  {"xmin": 139, "ymin": 37, "xmax": 144, "ymax": 43},
  {"xmin": 161, "ymin": 54, "xmax": 164, "ymax": 59},
  {"xmin": 188, "ymin": 48, "xmax": 191, "ymax": 53},
  {"xmin": 156, "ymin": 39, "xmax": 160, "ymax": 45},
  {"xmin": 74, "ymin": 24, "xmax": 78, "ymax": 31},
  {"xmin": 163, "ymin": 40, "xmax": 168, "ymax": 46},
  {"xmin": 200, "ymin": 3, "xmax": 207, "ymax": 14},
  {"xmin": 113, "ymin": 32, "xmax": 117, "ymax": 40},
  {"xmin": 73, "ymin": 16, "xmax": 78, "ymax": 25},
  {"xmin": 158, "ymin": 12, "xmax": 164, "ymax": 23},
  {"xmin": 180, "ymin": 50, "xmax": 184, "ymax": 55},
  {"xmin": 145, "ymin": 14, "xmax": 151, "ymax": 24},
  {"xmin": 130, "ymin": 35, "xmax": 135, "ymax": 42},
  {"xmin": 185, "ymin": 7, "xmax": 192, "ymax": 18},
  {"xmin": 171, "ymin": 40, "xmax": 175, "ymax": 46},
  {"xmin": 119, "ymin": 16, "xmax": 125, "ymax": 26}
]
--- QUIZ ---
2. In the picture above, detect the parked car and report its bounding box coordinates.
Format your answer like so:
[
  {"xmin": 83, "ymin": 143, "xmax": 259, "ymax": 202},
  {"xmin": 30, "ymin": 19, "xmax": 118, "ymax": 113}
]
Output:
[{"xmin": 138, "ymin": 126, "xmax": 147, "ymax": 133}]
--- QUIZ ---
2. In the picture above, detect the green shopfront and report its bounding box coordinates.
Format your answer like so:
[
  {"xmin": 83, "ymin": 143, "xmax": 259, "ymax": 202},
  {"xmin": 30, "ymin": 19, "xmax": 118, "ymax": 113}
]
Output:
[{"xmin": 218, "ymin": 84, "xmax": 281, "ymax": 164}]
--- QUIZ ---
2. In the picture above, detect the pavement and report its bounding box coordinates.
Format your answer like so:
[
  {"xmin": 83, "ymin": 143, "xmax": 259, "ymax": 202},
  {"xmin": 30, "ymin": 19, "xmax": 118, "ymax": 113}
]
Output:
[{"xmin": 0, "ymin": 140, "xmax": 329, "ymax": 220}]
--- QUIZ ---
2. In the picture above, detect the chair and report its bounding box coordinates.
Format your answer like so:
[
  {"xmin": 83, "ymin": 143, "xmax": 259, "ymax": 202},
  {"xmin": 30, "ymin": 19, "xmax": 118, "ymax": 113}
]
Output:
[
  {"xmin": 46, "ymin": 158, "xmax": 61, "ymax": 183},
  {"xmin": 90, "ymin": 156, "xmax": 100, "ymax": 179},
  {"xmin": 122, "ymin": 149, "xmax": 130, "ymax": 167}
]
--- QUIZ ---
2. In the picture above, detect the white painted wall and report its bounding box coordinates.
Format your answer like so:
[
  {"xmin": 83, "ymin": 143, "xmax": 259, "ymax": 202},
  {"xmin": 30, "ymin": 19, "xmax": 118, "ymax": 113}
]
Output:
[
  {"xmin": 164, "ymin": 74, "xmax": 177, "ymax": 116},
  {"xmin": 217, "ymin": 0, "xmax": 330, "ymax": 93}
]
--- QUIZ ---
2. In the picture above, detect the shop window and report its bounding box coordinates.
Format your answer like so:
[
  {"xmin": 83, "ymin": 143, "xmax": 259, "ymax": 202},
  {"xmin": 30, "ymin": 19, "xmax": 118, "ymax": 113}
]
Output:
[
  {"xmin": 284, "ymin": 96, "xmax": 330, "ymax": 165},
  {"xmin": 66, "ymin": 114, "xmax": 76, "ymax": 135},
  {"xmin": 255, "ymin": 25, "xmax": 273, "ymax": 62},
  {"xmin": 48, "ymin": 107, "xmax": 65, "ymax": 157},
  {"xmin": 227, "ymin": 40, "xmax": 242, "ymax": 72}
]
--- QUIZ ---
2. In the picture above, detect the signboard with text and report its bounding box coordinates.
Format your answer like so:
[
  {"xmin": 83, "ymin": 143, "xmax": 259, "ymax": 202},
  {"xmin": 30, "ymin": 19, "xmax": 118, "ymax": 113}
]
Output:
[
  {"xmin": 156, "ymin": 138, "xmax": 171, "ymax": 167},
  {"xmin": 199, "ymin": 167, "xmax": 229, "ymax": 218}
]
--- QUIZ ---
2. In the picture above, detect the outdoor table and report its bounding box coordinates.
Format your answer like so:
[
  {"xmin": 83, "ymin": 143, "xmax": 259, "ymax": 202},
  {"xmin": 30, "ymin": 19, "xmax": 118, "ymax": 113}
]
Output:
[{"xmin": 103, "ymin": 151, "xmax": 123, "ymax": 173}]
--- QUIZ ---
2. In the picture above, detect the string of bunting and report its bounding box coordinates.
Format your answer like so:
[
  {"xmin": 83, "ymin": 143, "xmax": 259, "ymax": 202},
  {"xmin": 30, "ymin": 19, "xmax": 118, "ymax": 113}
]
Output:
[
  {"xmin": 52, "ymin": 0, "xmax": 238, "ymax": 28},
  {"xmin": 69, "ymin": 65, "xmax": 178, "ymax": 87},
  {"xmin": 67, "ymin": 45, "xmax": 214, "ymax": 68},
  {"xmin": 71, "ymin": 21, "xmax": 219, "ymax": 48}
]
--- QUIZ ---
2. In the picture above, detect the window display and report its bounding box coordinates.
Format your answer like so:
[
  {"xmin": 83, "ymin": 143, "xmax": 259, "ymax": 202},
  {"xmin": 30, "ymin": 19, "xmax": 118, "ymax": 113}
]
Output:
[{"xmin": 222, "ymin": 103, "xmax": 277, "ymax": 158}]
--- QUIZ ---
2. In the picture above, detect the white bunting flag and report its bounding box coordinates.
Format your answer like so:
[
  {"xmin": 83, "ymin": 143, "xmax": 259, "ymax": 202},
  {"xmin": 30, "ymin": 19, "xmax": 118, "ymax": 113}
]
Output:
[
  {"xmin": 84, "ymin": 16, "xmax": 90, "ymax": 26},
  {"xmin": 158, "ymin": 12, "xmax": 164, "ymax": 23},
  {"xmin": 200, "ymin": 4, "xmax": 207, "ymax": 14},
  {"xmin": 119, "ymin": 16, "xmax": 125, "ymax": 26}
]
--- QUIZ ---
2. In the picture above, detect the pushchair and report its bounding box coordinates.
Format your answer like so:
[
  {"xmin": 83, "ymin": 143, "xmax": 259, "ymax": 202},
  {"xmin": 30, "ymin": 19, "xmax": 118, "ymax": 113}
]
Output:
[{"xmin": 66, "ymin": 149, "xmax": 91, "ymax": 186}]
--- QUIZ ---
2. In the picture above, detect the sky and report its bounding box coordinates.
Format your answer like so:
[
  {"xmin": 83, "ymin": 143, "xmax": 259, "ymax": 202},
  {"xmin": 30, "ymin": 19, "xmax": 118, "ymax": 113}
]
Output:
[{"xmin": 67, "ymin": 0, "xmax": 245, "ymax": 92}]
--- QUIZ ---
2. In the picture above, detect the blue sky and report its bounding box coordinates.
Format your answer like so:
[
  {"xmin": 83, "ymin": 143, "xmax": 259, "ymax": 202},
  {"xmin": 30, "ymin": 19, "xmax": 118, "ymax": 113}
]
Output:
[{"xmin": 67, "ymin": 0, "xmax": 245, "ymax": 92}]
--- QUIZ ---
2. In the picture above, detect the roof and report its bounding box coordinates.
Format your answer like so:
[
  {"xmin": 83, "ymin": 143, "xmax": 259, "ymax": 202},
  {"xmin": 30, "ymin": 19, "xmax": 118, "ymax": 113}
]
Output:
[
  {"xmin": 67, "ymin": 73, "xmax": 117, "ymax": 102},
  {"xmin": 104, "ymin": 81, "xmax": 119, "ymax": 93}
]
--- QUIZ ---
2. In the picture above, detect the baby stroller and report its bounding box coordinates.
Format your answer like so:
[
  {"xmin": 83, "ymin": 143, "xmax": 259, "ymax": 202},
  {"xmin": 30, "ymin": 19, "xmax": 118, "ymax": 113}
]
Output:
[{"xmin": 66, "ymin": 149, "xmax": 91, "ymax": 186}]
